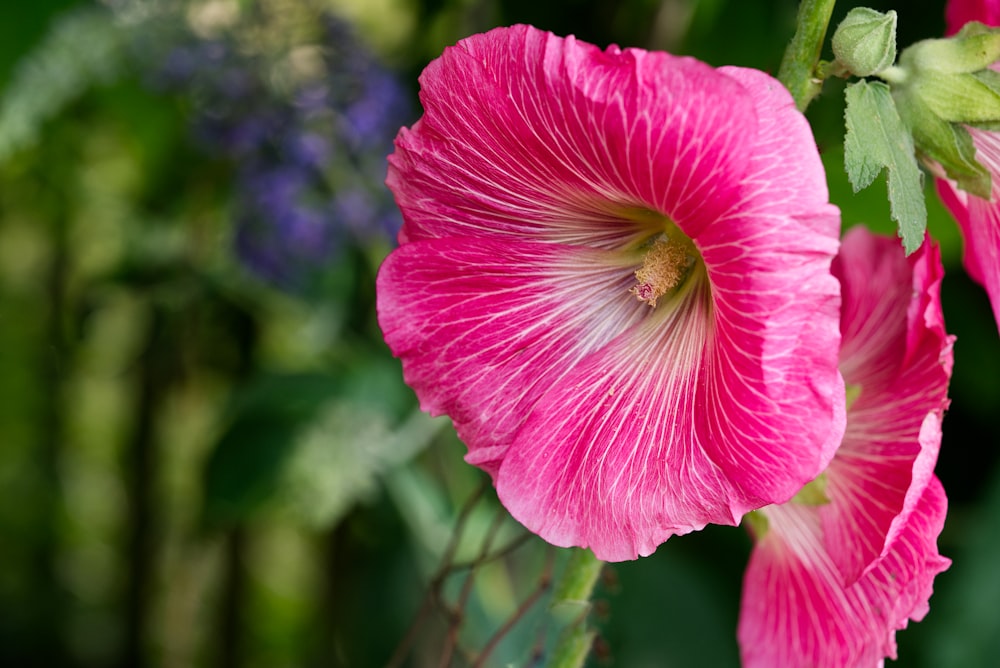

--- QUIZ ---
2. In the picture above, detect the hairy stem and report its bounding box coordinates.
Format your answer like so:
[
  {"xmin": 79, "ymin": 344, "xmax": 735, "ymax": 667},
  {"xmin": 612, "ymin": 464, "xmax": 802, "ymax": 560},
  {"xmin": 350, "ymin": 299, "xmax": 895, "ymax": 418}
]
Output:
[
  {"xmin": 778, "ymin": 0, "xmax": 838, "ymax": 111},
  {"xmin": 546, "ymin": 549, "xmax": 606, "ymax": 668}
]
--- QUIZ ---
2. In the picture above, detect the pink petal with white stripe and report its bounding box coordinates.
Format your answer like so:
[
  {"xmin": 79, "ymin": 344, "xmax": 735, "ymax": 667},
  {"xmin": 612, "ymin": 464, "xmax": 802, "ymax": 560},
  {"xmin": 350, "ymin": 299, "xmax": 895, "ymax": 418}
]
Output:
[
  {"xmin": 738, "ymin": 228, "xmax": 953, "ymax": 665},
  {"xmin": 388, "ymin": 25, "xmax": 757, "ymax": 248},
  {"xmin": 822, "ymin": 228, "xmax": 954, "ymax": 583},
  {"xmin": 379, "ymin": 25, "xmax": 844, "ymax": 560},
  {"xmin": 377, "ymin": 238, "xmax": 651, "ymax": 475},
  {"xmin": 739, "ymin": 477, "xmax": 950, "ymax": 668}
]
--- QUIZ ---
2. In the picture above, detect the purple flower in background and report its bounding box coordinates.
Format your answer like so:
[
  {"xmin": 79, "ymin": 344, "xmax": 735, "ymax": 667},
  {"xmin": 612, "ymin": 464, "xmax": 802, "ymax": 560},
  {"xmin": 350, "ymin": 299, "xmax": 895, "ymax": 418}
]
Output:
[
  {"xmin": 343, "ymin": 65, "xmax": 411, "ymax": 150},
  {"xmin": 234, "ymin": 166, "xmax": 337, "ymax": 280},
  {"xmin": 144, "ymin": 9, "xmax": 411, "ymax": 290}
]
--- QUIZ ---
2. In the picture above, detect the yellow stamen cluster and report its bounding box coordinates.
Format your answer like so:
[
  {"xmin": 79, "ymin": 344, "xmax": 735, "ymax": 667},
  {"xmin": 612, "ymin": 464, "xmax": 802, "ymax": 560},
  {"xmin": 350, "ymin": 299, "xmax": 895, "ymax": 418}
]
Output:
[{"xmin": 630, "ymin": 237, "xmax": 690, "ymax": 308}]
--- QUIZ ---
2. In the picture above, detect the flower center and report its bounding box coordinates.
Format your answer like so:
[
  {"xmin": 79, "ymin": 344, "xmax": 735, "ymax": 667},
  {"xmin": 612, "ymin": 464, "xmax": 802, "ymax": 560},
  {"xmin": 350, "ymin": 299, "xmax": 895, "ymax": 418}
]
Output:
[
  {"xmin": 630, "ymin": 236, "xmax": 695, "ymax": 308},
  {"xmin": 791, "ymin": 472, "xmax": 830, "ymax": 506},
  {"xmin": 845, "ymin": 383, "xmax": 862, "ymax": 410}
]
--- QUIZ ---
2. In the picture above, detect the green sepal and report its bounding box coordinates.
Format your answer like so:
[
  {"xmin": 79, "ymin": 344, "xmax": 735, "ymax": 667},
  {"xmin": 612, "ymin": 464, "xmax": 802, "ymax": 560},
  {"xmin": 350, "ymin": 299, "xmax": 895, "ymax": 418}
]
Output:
[
  {"xmin": 915, "ymin": 70, "xmax": 1000, "ymax": 124},
  {"xmin": 967, "ymin": 120, "xmax": 1000, "ymax": 132},
  {"xmin": 832, "ymin": 7, "xmax": 897, "ymax": 77},
  {"xmin": 844, "ymin": 80, "xmax": 928, "ymax": 254},
  {"xmin": 901, "ymin": 24, "xmax": 1000, "ymax": 75},
  {"xmin": 974, "ymin": 68, "xmax": 1000, "ymax": 93},
  {"xmin": 968, "ymin": 69, "xmax": 1000, "ymax": 130},
  {"xmin": 897, "ymin": 88, "xmax": 992, "ymax": 198}
]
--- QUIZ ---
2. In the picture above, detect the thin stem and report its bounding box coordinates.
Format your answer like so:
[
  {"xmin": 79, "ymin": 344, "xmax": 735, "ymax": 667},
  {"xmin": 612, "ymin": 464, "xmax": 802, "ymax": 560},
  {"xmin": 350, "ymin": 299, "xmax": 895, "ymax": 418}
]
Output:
[
  {"xmin": 439, "ymin": 506, "xmax": 508, "ymax": 668},
  {"xmin": 35, "ymin": 182, "xmax": 70, "ymax": 668},
  {"xmin": 876, "ymin": 65, "xmax": 907, "ymax": 84},
  {"xmin": 472, "ymin": 547, "xmax": 556, "ymax": 668},
  {"xmin": 544, "ymin": 549, "xmax": 605, "ymax": 668},
  {"xmin": 449, "ymin": 530, "xmax": 534, "ymax": 571},
  {"xmin": 778, "ymin": 0, "xmax": 838, "ymax": 111},
  {"xmin": 385, "ymin": 479, "xmax": 489, "ymax": 668},
  {"xmin": 384, "ymin": 590, "xmax": 437, "ymax": 668}
]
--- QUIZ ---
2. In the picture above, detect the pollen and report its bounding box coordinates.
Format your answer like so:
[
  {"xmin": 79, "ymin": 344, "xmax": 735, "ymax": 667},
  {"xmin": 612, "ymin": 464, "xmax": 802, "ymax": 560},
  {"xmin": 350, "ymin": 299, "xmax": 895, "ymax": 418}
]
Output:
[{"xmin": 630, "ymin": 237, "xmax": 691, "ymax": 307}]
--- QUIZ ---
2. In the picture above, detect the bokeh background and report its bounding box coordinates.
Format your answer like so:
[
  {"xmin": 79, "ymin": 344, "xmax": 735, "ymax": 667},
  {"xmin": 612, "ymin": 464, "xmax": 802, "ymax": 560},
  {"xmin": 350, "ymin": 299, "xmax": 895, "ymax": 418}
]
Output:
[{"xmin": 1, "ymin": 0, "xmax": 998, "ymax": 666}]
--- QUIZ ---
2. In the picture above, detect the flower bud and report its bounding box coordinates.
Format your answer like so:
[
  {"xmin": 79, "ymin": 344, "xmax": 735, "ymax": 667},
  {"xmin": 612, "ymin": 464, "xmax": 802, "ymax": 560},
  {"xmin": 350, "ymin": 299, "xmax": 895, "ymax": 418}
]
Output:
[{"xmin": 832, "ymin": 8, "xmax": 897, "ymax": 77}]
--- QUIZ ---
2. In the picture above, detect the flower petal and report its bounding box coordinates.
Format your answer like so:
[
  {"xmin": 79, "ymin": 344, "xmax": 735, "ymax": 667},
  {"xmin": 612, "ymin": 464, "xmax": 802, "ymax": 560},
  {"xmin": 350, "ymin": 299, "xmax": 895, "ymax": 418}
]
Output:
[
  {"xmin": 716, "ymin": 67, "xmax": 834, "ymax": 220},
  {"xmin": 821, "ymin": 227, "xmax": 954, "ymax": 583},
  {"xmin": 936, "ymin": 127, "xmax": 1000, "ymax": 334},
  {"xmin": 388, "ymin": 25, "xmax": 759, "ymax": 247},
  {"xmin": 376, "ymin": 237, "xmax": 648, "ymax": 474},
  {"xmin": 946, "ymin": 0, "xmax": 1000, "ymax": 35},
  {"xmin": 738, "ymin": 477, "xmax": 950, "ymax": 668},
  {"xmin": 496, "ymin": 211, "xmax": 845, "ymax": 561},
  {"xmin": 492, "ymin": 63, "xmax": 844, "ymax": 562},
  {"xmin": 496, "ymin": 269, "xmax": 736, "ymax": 561}
]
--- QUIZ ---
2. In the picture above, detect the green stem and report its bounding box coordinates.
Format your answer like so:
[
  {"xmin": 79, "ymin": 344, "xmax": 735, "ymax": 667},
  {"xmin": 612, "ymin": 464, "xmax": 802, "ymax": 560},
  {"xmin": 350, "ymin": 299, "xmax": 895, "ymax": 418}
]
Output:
[
  {"xmin": 547, "ymin": 549, "xmax": 605, "ymax": 668},
  {"xmin": 778, "ymin": 0, "xmax": 839, "ymax": 111},
  {"xmin": 551, "ymin": 549, "xmax": 604, "ymax": 610}
]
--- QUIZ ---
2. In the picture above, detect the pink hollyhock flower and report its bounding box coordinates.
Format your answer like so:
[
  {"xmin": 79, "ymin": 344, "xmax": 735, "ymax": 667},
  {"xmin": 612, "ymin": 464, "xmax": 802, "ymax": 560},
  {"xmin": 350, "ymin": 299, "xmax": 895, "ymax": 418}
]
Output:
[
  {"xmin": 377, "ymin": 24, "xmax": 845, "ymax": 562},
  {"xmin": 738, "ymin": 227, "xmax": 953, "ymax": 668},
  {"xmin": 935, "ymin": 0, "xmax": 1000, "ymax": 333},
  {"xmin": 947, "ymin": 0, "xmax": 1000, "ymax": 30}
]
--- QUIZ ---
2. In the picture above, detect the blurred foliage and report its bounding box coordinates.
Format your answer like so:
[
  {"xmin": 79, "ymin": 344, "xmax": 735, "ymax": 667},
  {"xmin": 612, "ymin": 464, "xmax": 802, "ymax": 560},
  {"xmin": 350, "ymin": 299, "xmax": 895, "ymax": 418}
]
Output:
[
  {"xmin": 0, "ymin": 1, "xmax": 998, "ymax": 668},
  {"xmin": 0, "ymin": 7, "xmax": 123, "ymax": 160}
]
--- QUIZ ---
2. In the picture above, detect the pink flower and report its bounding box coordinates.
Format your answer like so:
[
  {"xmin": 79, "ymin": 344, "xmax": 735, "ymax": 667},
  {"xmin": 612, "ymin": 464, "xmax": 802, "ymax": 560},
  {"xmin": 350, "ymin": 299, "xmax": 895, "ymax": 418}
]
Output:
[
  {"xmin": 947, "ymin": 0, "xmax": 1000, "ymax": 31},
  {"xmin": 377, "ymin": 25, "xmax": 845, "ymax": 561},
  {"xmin": 738, "ymin": 227, "xmax": 953, "ymax": 667},
  {"xmin": 936, "ymin": 0, "xmax": 1000, "ymax": 333}
]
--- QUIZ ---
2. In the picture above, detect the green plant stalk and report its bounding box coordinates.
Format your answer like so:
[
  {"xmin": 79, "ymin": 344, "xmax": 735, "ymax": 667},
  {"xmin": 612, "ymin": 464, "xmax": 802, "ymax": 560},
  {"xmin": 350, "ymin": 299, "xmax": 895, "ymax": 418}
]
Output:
[
  {"xmin": 548, "ymin": 625, "xmax": 597, "ymax": 668},
  {"xmin": 547, "ymin": 548, "xmax": 604, "ymax": 667},
  {"xmin": 778, "ymin": 0, "xmax": 839, "ymax": 111}
]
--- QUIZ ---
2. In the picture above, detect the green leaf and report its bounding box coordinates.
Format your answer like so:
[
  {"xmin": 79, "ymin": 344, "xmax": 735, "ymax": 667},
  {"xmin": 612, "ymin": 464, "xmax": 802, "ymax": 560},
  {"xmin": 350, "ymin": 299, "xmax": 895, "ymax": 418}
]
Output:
[
  {"xmin": 201, "ymin": 373, "xmax": 343, "ymax": 528},
  {"xmin": 844, "ymin": 80, "xmax": 927, "ymax": 254},
  {"xmin": 281, "ymin": 404, "xmax": 445, "ymax": 529},
  {"xmin": 202, "ymin": 355, "xmax": 436, "ymax": 530},
  {"xmin": 0, "ymin": 7, "xmax": 123, "ymax": 162}
]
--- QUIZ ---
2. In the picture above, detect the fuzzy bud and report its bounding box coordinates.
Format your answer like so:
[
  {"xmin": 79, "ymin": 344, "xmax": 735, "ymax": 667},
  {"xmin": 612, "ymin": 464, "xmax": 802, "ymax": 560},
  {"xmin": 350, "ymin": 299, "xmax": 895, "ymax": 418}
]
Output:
[{"xmin": 832, "ymin": 8, "xmax": 897, "ymax": 77}]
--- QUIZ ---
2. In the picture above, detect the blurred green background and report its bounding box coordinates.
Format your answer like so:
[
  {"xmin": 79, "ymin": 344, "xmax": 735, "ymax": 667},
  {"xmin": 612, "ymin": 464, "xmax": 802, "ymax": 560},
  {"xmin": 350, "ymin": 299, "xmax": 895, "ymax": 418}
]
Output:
[{"xmin": 1, "ymin": 1, "xmax": 998, "ymax": 667}]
